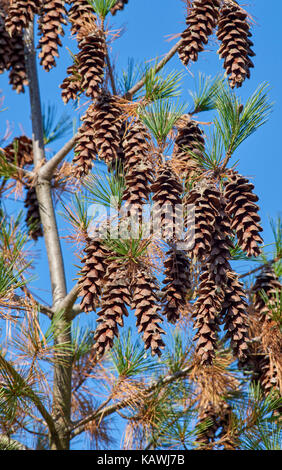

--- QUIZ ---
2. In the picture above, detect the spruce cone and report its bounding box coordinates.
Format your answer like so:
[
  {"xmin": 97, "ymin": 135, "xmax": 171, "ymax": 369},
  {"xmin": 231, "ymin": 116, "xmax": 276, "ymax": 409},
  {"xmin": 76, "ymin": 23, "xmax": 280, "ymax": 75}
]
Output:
[
  {"xmin": 221, "ymin": 274, "xmax": 249, "ymax": 362},
  {"xmin": 60, "ymin": 63, "xmax": 81, "ymax": 104},
  {"xmin": 110, "ymin": 0, "xmax": 128, "ymax": 16},
  {"xmin": 132, "ymin": 269, "xmax": 165, "ymax": 356},
  {"xmin": 79, "ymin": 237, "xmax": 110, "ymax": 313},
  {"xmin": 162, "ymin": 247, "xmax": 191, "ymax": 324},
  {"xmin": 122, "ymin": 120, "xmax": 153, "ymax": 208},
  {"xmin": 73, "ymin": 106, "xmax": 97, "ymax": 178},
  {"xmin": 24, "ymin": 186, "xmax": 43, "ymax": 241},
  {"xmin": 178, "ymin": 0, "xmax": 220, "ymax": 67},
  {"xmin": 5, "ymin": 0, "xmax": 40, "ymax": 36},
  {"xmin": 68, "ymin": 0, "xmax": 95, "ymax": 35},
  {"xmin": 224, "ymin": 172, "xmax": 263, "ymax": 257},
  {"xmin": 193, "ymin": 269, "xmax": 224, "ymax": 365},
  {"xmin": 38, "ymin": 0, "xmax": 67, "ymax": 71},
  {"xmin": 252, "ymin": 267, "xmax": 282, "ymax": 321},
  {"xmin": 8, "ymin": 33, "xmax": 28, "ymax": 93},
  {"xmin": 151, "ymin": 165, "xmax": 183, "ymax": 241},
  {"xmin": 4, "ymin": 136, "xmax": 33, "ymax": 167},
  {"xmin": 217, "ymin": 1, "xmax": 255, "ymax": 89},
  {"xmin": 185, "ymin": 181, "xmax": 221, "ymax": 260},
  {"xmin": 92, "ymin": 92, "xmax": 122, "ymax": 166},
  {"xmin": 173, "ymin": 118, "xmax": 205, "ymax": 182},
  {"xmin": 93, "ymin": 261, "xmax": 131, "ymax": 357},
  {"xmin": 77, "ymin": 21, "xmax": 106, "ymax": 99}
]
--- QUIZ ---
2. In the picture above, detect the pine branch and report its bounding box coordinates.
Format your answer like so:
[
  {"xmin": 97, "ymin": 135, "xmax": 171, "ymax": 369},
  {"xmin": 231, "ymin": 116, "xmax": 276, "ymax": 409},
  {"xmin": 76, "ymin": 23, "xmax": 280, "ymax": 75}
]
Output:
[
  {"xmin": 239, "ymin": 255, "xmax": 282, "ymax": 280},
  {"xmin": 0, "ymin": 435, "xmax": 30, "ymax": 450}
]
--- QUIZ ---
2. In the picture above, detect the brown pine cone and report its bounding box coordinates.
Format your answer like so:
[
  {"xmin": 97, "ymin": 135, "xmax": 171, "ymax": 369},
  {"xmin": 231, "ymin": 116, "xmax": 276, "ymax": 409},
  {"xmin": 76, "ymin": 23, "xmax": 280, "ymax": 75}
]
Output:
[
  {"xmin": 4, "ymin": 136, "xmax": 33, "ymax": 167},
  {"xmin": 67, "ymin": 0, "xmax": 95, "ymax": 35},
  {"xmin": 78, "ymin": 237, "xmax": 110, "ymax": 313},
  {"xmin": 185, "ymin": 181, "xmax": 221, "ymax": 260},
  {"xmin": 173, "ymin": 118, "xmax": 205, "ymax": 182},
  {"xmin": 110, "ymin": 0, "xmax": 128, "ymax": 16},
  {"xmin": 221, "ymin": 274, "xmax": 249, "ymax": 362},
  {"xmin": 217, "ymin": 1, "xmax": 255, "ymax": 89},
  {"xmin": 5, "ymin": 0, "xmax": 40, "ymax": 36},
  {"xmin": 92, "ymin": 91, "xmax": 122, "ymax": 166},
  {"xmin": 224, "ymin": 172, "xmax": 263, "ymax": 257},
  {"xmin": 24, "ymin": 186, "xmax": 43, "ymax": 241},
  {"xmin": 132, "ymin": 268, "xmax": 165, "ymax": 356},
  {"xmin": 60, "ymin": 63, "xmax": 82, "ymax": 104},
  {"xmin": 196, "ymin": 402, "xmax": 232, "ymax": 447},
  {"xmin": 162, "ymin": 247, "xmax": 191, "ymax": 324},
  {"xmin": 179, "ymin": 0, "xmax": 220, "ymax": 67},
  {"xmin": 252, "ymin": 267, "xmax": 282, "ymax": 321},
  {"xmin": 73, "ymin": 106, "xmax": 97, "ymax": 178},
  {"xmin": 151, "ymin": 165, "xmax": 183, "ymax": 241},
  {"xmin": 77, "ymin": 20, "xmax": 106, "ymax": 99},
  {"xmin": 193, "ymin": 270, "xmax": 224, "ymax": 365},
  {"xmin": 38, "ymin": 0, "xmax": 67, "ymax": 71},
  {"xmin": 0, "ymin": 8, "xmax": 12, "ymax": 74},
  {"xmin": 93, "ymin": 261, "xmax": 131, "ymax": 357},
  {"xmin": 8, "ymin": 33, "xmax": 28, "ymax": 93}
]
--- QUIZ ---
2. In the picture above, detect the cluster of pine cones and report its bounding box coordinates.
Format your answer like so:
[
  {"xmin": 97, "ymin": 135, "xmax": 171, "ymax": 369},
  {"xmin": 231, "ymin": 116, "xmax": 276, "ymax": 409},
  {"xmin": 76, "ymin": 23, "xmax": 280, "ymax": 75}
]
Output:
[{"xmin": 179, "ymin": 0, "xmax": 255, "ymax": 89}]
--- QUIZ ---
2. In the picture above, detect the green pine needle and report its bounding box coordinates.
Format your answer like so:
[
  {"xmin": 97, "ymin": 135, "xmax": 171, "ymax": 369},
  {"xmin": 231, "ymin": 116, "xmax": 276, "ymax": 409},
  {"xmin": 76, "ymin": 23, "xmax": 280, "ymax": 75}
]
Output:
[
  {"xmin": 43, "ymin": 103, "xmax": 73, "ymax": 146},
  {"xmin": 87, "ymin": 0, "xmax": 116, "ymax": 18},
  {"xmin": 189, "ymin": 73, "xmax": 225, "ymax": 114}
]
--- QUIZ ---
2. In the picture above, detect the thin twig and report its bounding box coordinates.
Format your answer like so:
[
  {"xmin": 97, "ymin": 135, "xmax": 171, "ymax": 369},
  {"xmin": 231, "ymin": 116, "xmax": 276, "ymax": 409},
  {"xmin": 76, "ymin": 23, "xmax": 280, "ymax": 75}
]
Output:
[{"xmin": 239, "ymin": 256, "xmax": 282, "ymax": 280}]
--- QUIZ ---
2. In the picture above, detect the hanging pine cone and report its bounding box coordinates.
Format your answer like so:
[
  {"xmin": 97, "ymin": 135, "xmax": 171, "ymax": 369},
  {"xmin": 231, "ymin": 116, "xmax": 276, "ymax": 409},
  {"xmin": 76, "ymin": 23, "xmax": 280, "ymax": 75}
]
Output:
[
  {"xmin": 38, "ymin": 0, "xmax": 67, "ymax": 71},
  {"xmin": 78, "ymin": 237, "xmax": 110, "ymax": 313},
  {"xmin": 193, "ymin": 269, "xmax": 224, "ymax": 365},
  {"xmin": 162, "ymin": 247, "xmax": 191, "ymax": 324},
  {"xmin": 5, "ymin": 0, "xmax": 40, "ymax": 36},
  {"xmin": 60, "ymin": 63, "xmax": 82, "ymax": 104},
  {"xmin": 67, "ymin": 0, "xmax": 95, "ymax": 35},
  {"xmin": 173, "ymin": 117, "xmax": 205, "ymax": 182},
  {"xmin": 76, "ymin": 20, "xmax": 106, "ymax": 99},
  {"xmin": 221, "ymin": 274, "xmax": 249, "ymax": 363},
  {"xmin": 132, "ymin": 268, "xmax": 165, "ymax": 356},
  {"xmin": 151, "ymin": 165, "xmax": 183, "ymax": 241},
  {"xmin": 24, "ymin": 186, "xmax": 43, "ymax": 241},
  {"xmin": 4, "ymin": 136, "xmax": 33, "ymax": 167},
  {"xmin": 73, "ymin": 106, "xmax": 97, "ymax": 178},
  {"xmin": 92, "ymin": 91, "xmax": 122, "ymax": 166},
  {"xmin": 224, "ymin": 172, "xmax": 263, "ymax": 257},
  {"xmin": 217, "ymin": 1, "xmax": 255, "ymax": 89},
  {"xmin": 0, "ymin": 9, "xmax": 12, "ymax": 74},
  {"xmin": 110, "ymin": 0, "xmax": 128, "ymax": 16},
  {"xmin": 8, "ymin": 33, "xmax": 28, "ymax": 93},
  {"xmin": 252, "ymin": 267, "xmax": 282, "ymax": 321},
  {"xmin": 178, "ymin": 0, "xmax": 220, "ymax": 67},
  {"xmin": 122, "ymin": 120, "xmax": 153, "ymax": 208},
  {"xmin": 93, "ymin": 261, "xmax": 131, "ymax": 358},
  {"xmin": 185, "ymin": 181, "xmax": 221, "ymax": 260},
  {"xmin": 196, "ymin": 402, "xmax": 232, "ymax": 447}
]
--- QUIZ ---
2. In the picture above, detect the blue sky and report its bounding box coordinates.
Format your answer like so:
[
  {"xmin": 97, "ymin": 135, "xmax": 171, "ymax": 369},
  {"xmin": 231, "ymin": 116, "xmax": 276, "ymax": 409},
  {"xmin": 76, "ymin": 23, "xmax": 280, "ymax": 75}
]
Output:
[{"xmin": 0, "ymin": 0, "xmax": 281, "ymax": 448}]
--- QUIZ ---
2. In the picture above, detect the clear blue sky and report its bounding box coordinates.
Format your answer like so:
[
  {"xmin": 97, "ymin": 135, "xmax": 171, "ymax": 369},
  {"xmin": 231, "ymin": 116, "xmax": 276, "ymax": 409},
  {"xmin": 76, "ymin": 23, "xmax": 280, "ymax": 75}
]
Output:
[{"xmin": 0, "ymin": 0, "xmax": 281, "ymax": 448}]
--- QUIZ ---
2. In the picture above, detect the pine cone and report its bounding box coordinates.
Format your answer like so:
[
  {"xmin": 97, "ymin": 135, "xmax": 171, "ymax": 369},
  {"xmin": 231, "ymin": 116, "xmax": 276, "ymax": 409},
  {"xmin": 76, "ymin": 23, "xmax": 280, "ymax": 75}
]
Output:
[
  {"xmin": 224, "ymin": 172, "xmax": 263, "ymax": 257},
  {"xmin": 221, "ymin": 274, "xmax": 249, "ymax": 362},
  {"xmin": 77, "ymin": 21, "xmax": 106, "ymax": 99},
  {"xmin": 110, "ymin": 0, "xmax": 128, "ymax": 16},
  {"xmin": 5, "ymin": 0, "xmax": 40, "ymax": 36},
  {"xmin": 132, "ymin": 269, "xmax": 165, "ymax": 356},
  {"xmin": 60, "ymin": 63, "xmax": 82, "ymax": 104},
  {"xmin": 79, "ymin": 237, "xmax": 110, "ymax": 313},
  {"xmin": 0, "ymin": 9, "xmax": 12, "ymax": 74},
  {"xmin": 38, "ymin": 0, "xmax": 67, "ymax": 71},
  {"xmin": 252, "ymin": 267, "xmax": 282, "ymax": 321},
  {"xmin": 67, "ymin": 0, "xmax": 95, "ymax": 35},
  {"xmin": 173, "ymin": 118, "xmax": 205, "ymax": 182},
  {"xmin": 193, "ymin": 270, "xmax": 224, "ymax": 365},
  {"xmin": 178, "ymin": 0, "xmax": 220, "ymax": 66},
  {"xmin": 4, "ymin": 136, "xmax": 33, "ymax": 167},
  {"xmin": 196, "ymin": 402, "xmax": 229, "ymax": 447},
  {"xmin": 24, "ymin": 186, "xmax": 43, "ymax": 241},
  {"xmin": 73, "ymin": 106, "xmax": 97, "ymax": 178},
  {"xmin": 217, "ymin": 1, "xmax": 255, "ymax": 89},
  {"xmin": 162, "ymin": 247, "xmax": 191, "ymax": 324},
  {"xmin": 93, "ymin": 261, "xmax": 131, "ymax": 357},
  {"xmin": 185, "ymin": 181, "xmax": 221, "ymax": 260},
  {"xmin": 92, "ymin": 91, "xmax": 122, "ymax": 166},
  {"xmin": 151, "ymin": 165, "xmax": 183, "ymax": 241},
  {"xmin": 122, "ymin": 120, "xmax": 153, "ymax": 208},
  {"xmin": 8, "ymin": 33, "xmax": 28, "ymax": 93}
]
